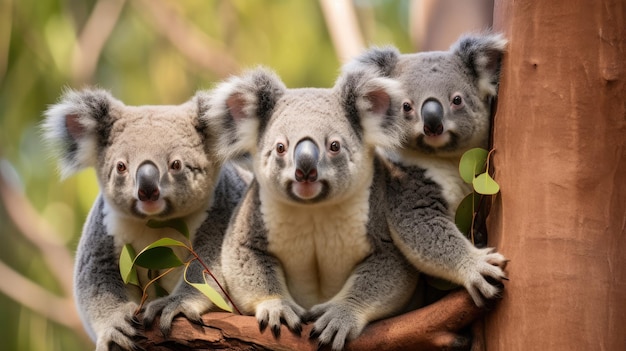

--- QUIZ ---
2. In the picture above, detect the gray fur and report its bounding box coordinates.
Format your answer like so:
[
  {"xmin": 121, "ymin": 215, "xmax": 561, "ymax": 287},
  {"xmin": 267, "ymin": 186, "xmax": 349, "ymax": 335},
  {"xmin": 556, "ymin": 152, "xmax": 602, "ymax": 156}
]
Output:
[
  {"xmin": 43, "ymin": 89, "xmax": 250, "ymax": 350},
  {"xmin": 209, "ymin": 67, "xmax": 417, "ymax": 350},
  {"xmin": 345, "ymin": 33, "xmax": 508, "ymax": 306}
]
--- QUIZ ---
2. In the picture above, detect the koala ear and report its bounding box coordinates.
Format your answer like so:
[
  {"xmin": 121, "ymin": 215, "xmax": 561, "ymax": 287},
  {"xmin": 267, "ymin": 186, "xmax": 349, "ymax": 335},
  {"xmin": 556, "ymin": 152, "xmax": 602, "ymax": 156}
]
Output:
[
  {"xmin": 343, "ymin": 46, "xmax": 401, "ymax": 78},
  {"xmin": 337, "ymin": 69, "xmax": 407, "ymax": 150},
  {"xmin": 452, "ymin": 32, "xmax": 507, "ymax": 98},
  {"xmin": 206, "ymin": 67, "xmax": 286, "ymax": 160},
  {"xmin": 42, "ymin": 88, "xmax": 119, "ymax": 178}
]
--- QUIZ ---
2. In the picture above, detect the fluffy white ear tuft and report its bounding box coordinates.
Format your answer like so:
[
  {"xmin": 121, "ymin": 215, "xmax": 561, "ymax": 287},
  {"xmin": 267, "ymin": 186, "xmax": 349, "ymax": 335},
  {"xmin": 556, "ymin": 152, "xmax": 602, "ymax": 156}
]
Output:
[
  {"xmin": 205, "ymin": 67, "xmax": 286, "ymax": 161},
  {"xmin": 452, "ymin": 32, "xmax": 508, "ymax": 98},
  {"xmin": 42, "ymin": 88, "xmax": 118, "ymax": 179},
  {"xmin": 350, "ymin": 72, "xmax": 408, "ymax": 150}
]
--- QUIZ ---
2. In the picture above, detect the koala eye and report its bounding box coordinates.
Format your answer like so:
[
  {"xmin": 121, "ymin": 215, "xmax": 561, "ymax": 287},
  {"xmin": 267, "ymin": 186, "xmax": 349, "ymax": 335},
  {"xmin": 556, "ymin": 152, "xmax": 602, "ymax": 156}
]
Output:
[
  {"xmin": 402, "ymin": 101, "xmax": 413, "ymax": 113},
  {"xmin": 329, "ymin": 141, "xmax": 341, "ymax": 153},
  {"xmin": 116, "ymin": 161, "xmax": 127, "ymax": 174},
  {"xmin": 276, "ymin": 143, "xmax": 286, "ymax": 155},
  {"xmin": 452, "ymin": 95, "xmax": 463, "ymax": 106},
  {"xmin": 170, "ymin": 160, "xmax": 182, "ymax": 171}
]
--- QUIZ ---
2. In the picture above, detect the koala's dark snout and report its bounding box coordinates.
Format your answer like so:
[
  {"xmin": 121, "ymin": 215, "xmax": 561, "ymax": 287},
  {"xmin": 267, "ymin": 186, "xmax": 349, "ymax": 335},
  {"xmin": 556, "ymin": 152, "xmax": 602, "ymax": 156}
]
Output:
[
  {"xmin": 136, "ymin": 161, "xmax": 160, "ymax": 202},
  {"xmin": 421, "ymin": 99, "xmax": 444, "ymax": 136},
  {"xmin": 294, "ymin": 139, "xmax": 319, "ymax": 182}
]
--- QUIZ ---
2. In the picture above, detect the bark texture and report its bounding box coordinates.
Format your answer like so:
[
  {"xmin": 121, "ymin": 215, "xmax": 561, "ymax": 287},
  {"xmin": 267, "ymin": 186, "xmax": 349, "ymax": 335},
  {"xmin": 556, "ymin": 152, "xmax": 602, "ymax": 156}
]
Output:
[
  {"xmin": 487, "ymin": 0, "xmax": 626, "ymax": 350},
  {"xmin": 139, "ymin": 290, "xmax": 487, "ymax": 351}
]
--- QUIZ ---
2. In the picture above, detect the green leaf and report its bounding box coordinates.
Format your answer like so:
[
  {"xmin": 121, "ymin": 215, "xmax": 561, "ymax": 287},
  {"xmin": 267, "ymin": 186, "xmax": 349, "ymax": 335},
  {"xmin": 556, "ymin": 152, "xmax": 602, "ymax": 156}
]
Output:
[
  {"xmin": 473, "ymin": 173, "xmax": 500, "ymax": 195},
  {"xmin": 120, "ymin": 244, "xmax": 139, "ymax": 286},
  {"xmin": 184, "ymin": 264, "xmax": 232, "ymax": 312},
  {"xmin": 147, "ymin": 218, "xmax": 190, "ymax": 239},
  {"xmin": 459, "ymin": 148, "xmax": 489, "ymax": 184},
  {"xmin": 134, "ymin": 246, "xmax": 184, "ymax": 269},
  {"xmin": 455, "ymin": 192, "xmax": 480, "ymax": 236},
  {"xmin": 425, "ymin": 276, "xmax": 460, "ymax": 291}
]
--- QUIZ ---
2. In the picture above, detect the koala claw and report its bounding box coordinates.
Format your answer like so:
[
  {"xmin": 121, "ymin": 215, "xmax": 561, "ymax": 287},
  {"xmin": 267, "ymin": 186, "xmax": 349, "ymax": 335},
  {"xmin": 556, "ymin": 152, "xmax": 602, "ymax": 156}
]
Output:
[
  {"xmin": 307, "ymin": 301, "xmax": 366, "ymax": 351},
  {"xmin": 255, "ymin": 298, "xmax": 305, "ymax": 337},
  {"xmin": 463, "ymin": 247, "xmax": 509, "ymax": 307},
  {"xmin": 142, "ymin": 294, "xmax": 211, "ymax": 336},
  {"xmin": 94, "ymin": 302, "xmax": 142, "ymax": 351}
]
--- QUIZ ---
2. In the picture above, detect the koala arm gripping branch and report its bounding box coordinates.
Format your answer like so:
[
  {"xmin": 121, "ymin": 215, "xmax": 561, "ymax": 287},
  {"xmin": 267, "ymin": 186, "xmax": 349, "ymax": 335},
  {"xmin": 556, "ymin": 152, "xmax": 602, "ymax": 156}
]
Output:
[
  {"xmin": 142, "ymin": 162, "xmax": 249, "ymax": 336},
  {"xmin": 384, "ymin": 164, "xmax": 507, "ymax": 307},
  {"xmin": 221, "ymin": 181, "xmax": 306, "ymax": 336},
  {"xmin": 74, "ymin": 195, "xmax": 141, "ymax": 351}
]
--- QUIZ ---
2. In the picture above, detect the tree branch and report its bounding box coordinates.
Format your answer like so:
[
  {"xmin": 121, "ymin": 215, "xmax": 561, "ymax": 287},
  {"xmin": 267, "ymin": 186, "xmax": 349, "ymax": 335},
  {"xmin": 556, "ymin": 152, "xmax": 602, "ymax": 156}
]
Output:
[
  {"xmin": 319, "ymin": 0, "xmax": 366, "ymax": 63},
  {"xmin": 133, "ymin": 0, "xmax": 239, "ymax": 78},
  {"xmin": 0, "ymin": 161, "xmax": 75, "ymax": 297},
  {"xmin": 139, "ymin": 289, "xmax": 487, "ymax": 351}
]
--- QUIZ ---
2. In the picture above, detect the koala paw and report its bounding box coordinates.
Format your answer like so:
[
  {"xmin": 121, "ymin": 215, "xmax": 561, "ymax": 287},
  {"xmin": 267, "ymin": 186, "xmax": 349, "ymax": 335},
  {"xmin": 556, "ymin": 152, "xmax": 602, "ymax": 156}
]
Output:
[
  {"xmin": 255, "ymin": 298, "xmax": 305, "ymax": 337},
  {"xmin": 94, "ymin": 302, "xmax": 143, "ymax": 351},
  {"xmin": 142, "ymin": 293, "xmax": 213, "ymax": 336},
  {"xmin": 463, "ymin": 247, "xmax": 508, "ymax": 307},
  {"xmin": 307, "ymin": 301, "xmax": 366, "ymax": 351}
]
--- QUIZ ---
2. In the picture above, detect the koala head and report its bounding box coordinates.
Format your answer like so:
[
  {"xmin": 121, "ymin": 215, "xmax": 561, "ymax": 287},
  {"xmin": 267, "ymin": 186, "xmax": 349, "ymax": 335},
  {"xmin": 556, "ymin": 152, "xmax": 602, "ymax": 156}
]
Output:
[
  {"xmin": 346, "ymin": 33, "xmax": 507, "ymax": 157},
  {"xmin": 43, "ymin": 89, "xmax": 221, "ymax": 222},
  {"xmin": 208, "ymin": 67, "xmax": 406, "ymax": 205}
]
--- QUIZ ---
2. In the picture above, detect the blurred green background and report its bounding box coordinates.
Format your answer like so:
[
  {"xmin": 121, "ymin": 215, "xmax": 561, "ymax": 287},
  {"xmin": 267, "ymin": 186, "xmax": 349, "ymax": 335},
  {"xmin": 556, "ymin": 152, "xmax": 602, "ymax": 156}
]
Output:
[{"xmin": 0, "ymin": 0, "xmax": 491, "ymax": 349}]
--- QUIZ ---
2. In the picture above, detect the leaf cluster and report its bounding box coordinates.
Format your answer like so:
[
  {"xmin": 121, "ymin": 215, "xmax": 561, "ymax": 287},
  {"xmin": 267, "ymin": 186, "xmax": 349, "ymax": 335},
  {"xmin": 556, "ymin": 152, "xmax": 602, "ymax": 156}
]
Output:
[{"xmin": 119, "ymin": 218, "xmax": 233, "ymax": 314}]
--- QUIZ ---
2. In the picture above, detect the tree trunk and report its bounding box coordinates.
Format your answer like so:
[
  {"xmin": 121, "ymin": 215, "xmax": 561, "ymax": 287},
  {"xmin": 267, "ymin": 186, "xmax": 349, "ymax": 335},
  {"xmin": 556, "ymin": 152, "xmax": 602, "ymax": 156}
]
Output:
[{"xmin": 487, "ymin": 0, "xmax": 626, "ymax": 350}]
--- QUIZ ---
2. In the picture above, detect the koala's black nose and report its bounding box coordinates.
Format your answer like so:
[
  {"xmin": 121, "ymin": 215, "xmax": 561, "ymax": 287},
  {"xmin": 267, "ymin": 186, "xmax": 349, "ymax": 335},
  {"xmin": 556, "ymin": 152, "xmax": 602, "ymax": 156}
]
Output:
[
  {"xmin": 137, "ymin": 161, "xmax": 160, "ymax": 202},
  {"xmin": 421, "ymin": 99, "xmax": 444, "ymax": 136},
  {"xmin": 294, "ymin": 139, "xmax": 319, "ymax": 182}
]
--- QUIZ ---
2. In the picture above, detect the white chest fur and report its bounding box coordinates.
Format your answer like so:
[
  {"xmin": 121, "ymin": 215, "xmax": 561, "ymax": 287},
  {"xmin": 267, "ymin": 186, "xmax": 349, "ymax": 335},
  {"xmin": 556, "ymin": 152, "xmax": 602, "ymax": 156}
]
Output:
[
  {"xmin": 262, "ymin": 190, "xmax": 372, "ymax": 309},
  {"xmin": 103, "ymin": 201, "xmax": 208, "ymax": 299}
]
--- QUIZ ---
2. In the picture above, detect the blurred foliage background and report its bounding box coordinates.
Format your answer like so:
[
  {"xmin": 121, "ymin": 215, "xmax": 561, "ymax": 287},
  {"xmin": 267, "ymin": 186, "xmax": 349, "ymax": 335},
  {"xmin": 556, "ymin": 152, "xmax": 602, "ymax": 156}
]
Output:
[{"xmin": 0, "ymin": 0, "xmax": 491, "ymax": 350}]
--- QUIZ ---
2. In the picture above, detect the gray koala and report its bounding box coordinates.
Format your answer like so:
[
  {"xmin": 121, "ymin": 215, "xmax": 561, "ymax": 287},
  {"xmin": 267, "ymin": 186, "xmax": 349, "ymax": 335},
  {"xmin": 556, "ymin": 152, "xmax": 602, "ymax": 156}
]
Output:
[
  {"xmin": 43, "ymin": 89, "xmax": 250, "ymax": 351},
  {"xmin": 344, "ymin": 33, "xmax": 508, "ymax": 306},
  {"xmin": 207, "ymin": 67, "xmax": 418, "ymax": 351}
]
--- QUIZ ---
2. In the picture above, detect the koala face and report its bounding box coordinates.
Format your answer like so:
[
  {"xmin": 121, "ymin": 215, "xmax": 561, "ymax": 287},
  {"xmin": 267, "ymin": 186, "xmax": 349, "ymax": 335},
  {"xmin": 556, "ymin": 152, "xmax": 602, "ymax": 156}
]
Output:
[
  {"xmin": 347, "ymin": 33, "xmax": 507, "ymax": 157},
  {"xmin": 209, "ymin": 67, "xmax": 406, "ymax": 205},
  {"xmin": 44, "ymin": 89, "xmax": 220, "ymax": 221}
]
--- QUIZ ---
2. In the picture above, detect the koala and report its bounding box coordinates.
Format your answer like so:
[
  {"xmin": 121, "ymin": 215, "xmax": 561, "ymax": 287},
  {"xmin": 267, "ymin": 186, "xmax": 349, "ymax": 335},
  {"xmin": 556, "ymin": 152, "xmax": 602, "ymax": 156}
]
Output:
[
  {"xmin": 344, "ymin": 33, "xmax": 508, "ymax": 306},
  {"xmin": 42, "ymin": 89, "xmax": 250, "ymax": 351},
  {"xmin": 207, "ymin": 67, "xmax": 418, "ymax": 351}
]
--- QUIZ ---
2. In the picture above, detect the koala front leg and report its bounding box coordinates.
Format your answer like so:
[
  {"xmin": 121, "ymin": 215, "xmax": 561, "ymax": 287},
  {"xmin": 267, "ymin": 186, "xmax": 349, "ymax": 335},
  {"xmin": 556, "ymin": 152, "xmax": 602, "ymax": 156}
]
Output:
[
  {"xmin": 75, "ymin": 196, "xmax": 142, "ymax": 351},
  {"xmin": 307, "ymin": 239, "xmax": 418, "ymax": 351},
  {"xmin": 142, "ymin": 207, "xmax": 231, "ymax": 335},
  {"xmin": 222, "ymin": 184, "xmax": 306, "ymax": 336},
  {"xmin": 386, "ymin": 179, "xmax": 508, "ymax": 306}
]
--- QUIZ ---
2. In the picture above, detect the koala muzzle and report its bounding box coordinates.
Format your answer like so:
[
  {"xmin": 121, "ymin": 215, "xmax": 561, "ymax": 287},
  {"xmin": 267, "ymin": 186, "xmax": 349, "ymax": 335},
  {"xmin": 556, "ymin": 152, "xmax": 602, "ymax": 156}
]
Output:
[
  {"xmin": 137, "ymin": 161, "xmax": 160, "ymax": 202},
  {"xmin": 421, "ymin": 99, "xmax": 444, "ymax": 136},
  {"xmin": 294, "ymin": 139, "xmax": 319, "ymax": 182}
]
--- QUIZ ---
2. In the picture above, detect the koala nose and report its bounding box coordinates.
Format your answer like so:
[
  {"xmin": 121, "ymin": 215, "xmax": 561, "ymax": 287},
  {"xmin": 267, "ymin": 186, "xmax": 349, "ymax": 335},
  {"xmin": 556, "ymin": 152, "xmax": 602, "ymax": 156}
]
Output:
[
  {"xmin": 294, "ymin": 139, "xmax": 319, "ymax": 182},
  {"xmin": 136, "ymin": 161, "xmax": 160, "ymax": 202},
  {"xmin": 421, "ymin": 99, "xmax": 444, "ymax": 136}
]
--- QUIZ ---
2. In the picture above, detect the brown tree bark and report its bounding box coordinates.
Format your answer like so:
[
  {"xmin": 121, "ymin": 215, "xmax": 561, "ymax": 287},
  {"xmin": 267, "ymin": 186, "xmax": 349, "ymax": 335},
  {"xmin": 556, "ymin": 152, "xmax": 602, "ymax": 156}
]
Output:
[
  {"xmin": 487, "ymin": 0, "xmax": 626, "ymax": 350},
  {"xmin": 139, "ymin": 289, "xmax": 488, "ymax": 351}
]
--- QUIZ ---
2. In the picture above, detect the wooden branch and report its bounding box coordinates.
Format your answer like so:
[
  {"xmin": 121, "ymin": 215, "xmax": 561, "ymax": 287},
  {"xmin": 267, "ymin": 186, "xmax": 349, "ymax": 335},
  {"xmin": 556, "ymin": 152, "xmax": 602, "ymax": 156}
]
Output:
[
  {"xmin": 139, "ymin": 289, "xmax": 488, "ymax": 351},
  {"xmin": 319, "ymin": 0, "xmax": 365, "ymax": 63}
]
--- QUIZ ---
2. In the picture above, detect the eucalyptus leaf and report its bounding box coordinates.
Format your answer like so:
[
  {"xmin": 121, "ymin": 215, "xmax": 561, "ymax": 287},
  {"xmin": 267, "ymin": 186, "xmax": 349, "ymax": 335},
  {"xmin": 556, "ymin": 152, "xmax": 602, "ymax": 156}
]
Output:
[
  {"xmin": 134, "ymin": 246, "xmax": 184, "ymax": 269},
  {"xmin": 184, "ymin": 264, "xmax": 232, "ymax": 312},
  {"xmin": 455, "ymin": 192, "xmax": 480, "ymax": 237},
  {"xmin": 473, "ymin": 173, "xmax": 500, "ymax": 195},
  {"xmin": 147, "ymin": 218, "xmax": 190, "ymax": 239},
  {"xmin": 459, "ymin": 148, "xmax": 489, "ymax": 184},
  {"xmin": 120, "ymin": 244, "xmax": 139, "ymax": 286},
  {"xmin": 425, "ymin": 275, "xmax": 460, "ymax": 291}
]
